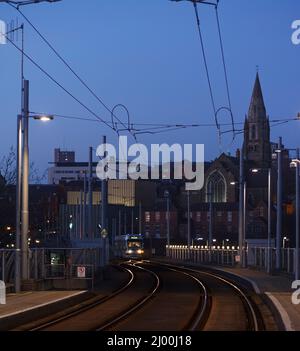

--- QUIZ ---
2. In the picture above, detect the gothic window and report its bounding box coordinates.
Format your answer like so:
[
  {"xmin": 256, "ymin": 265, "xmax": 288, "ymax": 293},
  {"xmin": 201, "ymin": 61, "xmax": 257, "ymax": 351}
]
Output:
[
  {"xmin": 248, "ymin": 193, "xmax": 255, "ymax": 207},
  {"xmin": 206, "ymin": 171, "xmax": 226, "ymax": 203}
]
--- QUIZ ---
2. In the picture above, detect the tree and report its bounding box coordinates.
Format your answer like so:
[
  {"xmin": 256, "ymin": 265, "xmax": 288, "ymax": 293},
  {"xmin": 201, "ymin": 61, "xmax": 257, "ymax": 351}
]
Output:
[{"xmin": 0, "ymin": 146, "xmax": 46, "ymax": 186}]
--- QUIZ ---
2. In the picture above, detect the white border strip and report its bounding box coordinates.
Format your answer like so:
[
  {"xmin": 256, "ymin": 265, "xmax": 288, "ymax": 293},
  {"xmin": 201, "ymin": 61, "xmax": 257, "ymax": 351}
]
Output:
[
  {"xmin": 0, "ymin": 291, "xmax": 87, "ymax": 320},
  {"xmin": 265, "ymin": 292, "xmax": 294, "ymax": 331}
]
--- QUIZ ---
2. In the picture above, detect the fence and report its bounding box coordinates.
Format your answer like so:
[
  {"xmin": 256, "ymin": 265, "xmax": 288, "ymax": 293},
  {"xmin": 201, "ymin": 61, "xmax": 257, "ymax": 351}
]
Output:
[
  {"xmin": 166, "ymin": 245, "xmax": 299, "ymax": 275},
  {"xmin": 166, "ymin": 245, "xmax": 238, "ymax": 267},
  {"xmin": 249, "ymin": 247, "xmax": 298, "ymax": 275},
  {"xmin": 0, "ymin": 247, "xmax": 102, "ymax": 289},
  {"xmin": 0, "ymin": 250, "xmax": 16, "ymax": 284}
]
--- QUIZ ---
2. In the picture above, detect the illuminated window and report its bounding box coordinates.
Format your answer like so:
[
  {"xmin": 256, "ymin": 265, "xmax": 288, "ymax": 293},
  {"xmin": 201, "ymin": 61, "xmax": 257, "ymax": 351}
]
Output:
[
  {"xmin": 206, "ymin": 171, "xmax": 226, "ymax": 203},
  {"xmin": 145, "ymin": 212, "xmax": 151, "ymax": 223},
  {"xmin": 155, "ymin": 212, "xmax": 160, "ymax": 222},
  {"xmin": 227, "ymin": 212, "xmax": 232, "ymax": 223}
]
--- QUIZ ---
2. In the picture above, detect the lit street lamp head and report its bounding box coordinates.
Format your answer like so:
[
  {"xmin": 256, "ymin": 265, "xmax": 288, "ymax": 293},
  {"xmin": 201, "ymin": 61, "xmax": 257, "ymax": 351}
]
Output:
[
  {"xmin": 32, "ymin": 115, "xmax": 54, "ymax": 122},
  {"xmin": 251, "ymin": 169, "xmax": 259, "ymax": 173}
]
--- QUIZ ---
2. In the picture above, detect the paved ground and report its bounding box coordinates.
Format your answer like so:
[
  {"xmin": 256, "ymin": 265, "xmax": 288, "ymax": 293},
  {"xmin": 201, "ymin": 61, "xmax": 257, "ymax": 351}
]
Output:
[
  {"xmin": 0, "ymin": 264, "xmax": 128, "ymax": 328},
  {"xmin": 218, "ymin": 266, "xmax": 300, "ymax": 331},
  {"xmin": 155, "ymin": 257, "xmax": 300, "ymax": 331},
  {"xmin": 0, "ymin": 291, "xmax": 87, "ymax": 319}
]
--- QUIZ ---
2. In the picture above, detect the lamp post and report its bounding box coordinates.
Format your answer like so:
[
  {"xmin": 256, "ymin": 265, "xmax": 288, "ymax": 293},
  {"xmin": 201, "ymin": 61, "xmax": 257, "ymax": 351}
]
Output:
[
  {"xmin": 164, "ymin": 190, "xmax": 170, "ymax": 246},
  {"xmin": 251, "ymin": 168, "xmax": 272, "ymax": 273},
  {"xmin": 276, "ymin": 137, "xmax": 283, "ymax": 271},
  {"xmin": 235, "ymin": 148, "xmax": 245, "ymax": 267},
  {"xmin": 291, "ymin": 148, "xmax": 300, "ymax": 281},
  {"xmin": 16, "ymin": 86, "xmax": 54, "ymax": 288},
  {"xmin": 187, "ymin": 190, "xmax": 191, "ymax": 248}
]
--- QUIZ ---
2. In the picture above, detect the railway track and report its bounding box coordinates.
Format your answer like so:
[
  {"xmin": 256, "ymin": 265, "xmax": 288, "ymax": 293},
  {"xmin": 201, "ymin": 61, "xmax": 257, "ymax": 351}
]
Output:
[
  {"xmin": 22, "ymin": 263, "xmax": 158, "ymax": 331},
  {"xmin": 13, "ymin": 260, "xmax": 270, "ymax": 331},
  {"xmin": 146, "ymin": 261, "xmax": 264, "ymax": 331},
  {"xmin": 104, "ymin": 261, "xmax": 210, "ymax": 331}
]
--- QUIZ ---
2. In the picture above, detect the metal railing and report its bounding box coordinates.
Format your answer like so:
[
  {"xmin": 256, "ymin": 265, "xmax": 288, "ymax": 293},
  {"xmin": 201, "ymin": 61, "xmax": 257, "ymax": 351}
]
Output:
[
  {"xmin": 0, "ymin": 250, "xmax": 16, "ymax": 284},
  {"xmin": 0, "ymin": 247, "xmax": 102, "ymax": 290},
  {"xmin": 166, "ymin": 245, "xmax": 238, "ymax": 267},
  {"xmin": 249, "ymin": 247, "xmax": 298, "ymax": 275},
  {"xmin": 166, "ymin": 245, "xmax": 299, "ymax": 276}
]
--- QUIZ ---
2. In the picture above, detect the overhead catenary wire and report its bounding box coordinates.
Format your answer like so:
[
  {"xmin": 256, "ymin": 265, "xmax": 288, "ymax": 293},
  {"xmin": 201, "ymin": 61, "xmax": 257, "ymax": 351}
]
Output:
[
  {"xmin": 30, "ymin": 111, "xmax": 300, "ymax": 135},
  {"xmin": 7, "ymin": 2, "xmax": 129, "ymax": 132},
  {"xmin": 7, "ymin": 1, "xmax": 238, "ymax": 142},
  {"xmin": 4, "ymin": 34, "xmax": 116, "ymax": 131},
  {"xmin": 214, "ymin": 1, "xmax": 235, "ymax": 136},
  {"xmin": 192, "ymin": 2, "xmax": 219, "ymax": 131}
]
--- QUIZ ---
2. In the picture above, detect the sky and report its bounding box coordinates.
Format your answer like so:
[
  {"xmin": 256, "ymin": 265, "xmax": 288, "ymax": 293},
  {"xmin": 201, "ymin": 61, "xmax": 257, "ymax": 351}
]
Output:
[{"xmin": 0, "ymin": 0, "xmax": 300, "ymax": 177}]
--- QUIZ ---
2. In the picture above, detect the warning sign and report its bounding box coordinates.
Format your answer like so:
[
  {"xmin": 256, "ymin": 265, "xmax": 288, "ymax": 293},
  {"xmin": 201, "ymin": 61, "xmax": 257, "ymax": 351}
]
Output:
[
  {"xmin": 235, "ymin": 255, "xmax": 241, "ymax": 263},
  {"xmin": 77, "ymin": 266, "xmax": 86, "ymax": 278}
]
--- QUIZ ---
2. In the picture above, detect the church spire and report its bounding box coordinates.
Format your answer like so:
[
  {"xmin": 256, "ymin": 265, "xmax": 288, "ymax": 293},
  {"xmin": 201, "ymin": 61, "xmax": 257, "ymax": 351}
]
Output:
[
  {"xmin": 248, "ymin": 73, "xmax": 267, "ymax": 121},
  {"xmin": 243, "ymin": 73, "xmax": 271, "ymax": 168}
]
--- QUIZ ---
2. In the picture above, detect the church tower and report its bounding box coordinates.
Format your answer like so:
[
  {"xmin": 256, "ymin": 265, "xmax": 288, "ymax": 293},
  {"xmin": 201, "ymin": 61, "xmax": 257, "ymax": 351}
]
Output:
[{"xmin": 243, "ymin": 73, "xmax": 271, "ymax": 169}]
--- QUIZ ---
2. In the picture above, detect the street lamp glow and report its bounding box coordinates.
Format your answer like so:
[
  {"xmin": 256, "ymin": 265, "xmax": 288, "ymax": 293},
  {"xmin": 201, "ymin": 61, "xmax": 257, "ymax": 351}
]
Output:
[
  {"xmin": 33, "ymin": 115, "xmax": 54, "ymax": 122},
  {"xmin": 230, "ymin": 181, "xmax": 237, "ymax": 186}
]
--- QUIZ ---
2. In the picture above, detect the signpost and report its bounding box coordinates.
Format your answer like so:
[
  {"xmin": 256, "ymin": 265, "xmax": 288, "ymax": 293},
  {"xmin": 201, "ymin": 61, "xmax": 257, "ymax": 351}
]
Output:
[{"xmin": 77, "ymin": 266, "xmax": 86, "ymax": 279}]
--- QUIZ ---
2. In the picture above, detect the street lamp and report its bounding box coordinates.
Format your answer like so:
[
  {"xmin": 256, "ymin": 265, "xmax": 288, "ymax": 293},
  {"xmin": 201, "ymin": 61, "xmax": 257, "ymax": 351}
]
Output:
[
  {"xmin": 32, "ymin": 115, "xmax": 54, "ymax": 122},
  {"xmin": 164, "ymin": 190, "xmax": 170, "ymax": 246},
  {"xmin": 290, "ymin": 148, "xmax": 300, "ymax": 281},
  {"xmin": 16, "ymin": 97, "xmax": 54, "ymax": 291},
  {"xmin": 230, "ymin": 151, "xmax": 246, "ymax": 268},
  {"xmin": 251, "ymin": 167, "xmax": 272, "ymax": 273}
]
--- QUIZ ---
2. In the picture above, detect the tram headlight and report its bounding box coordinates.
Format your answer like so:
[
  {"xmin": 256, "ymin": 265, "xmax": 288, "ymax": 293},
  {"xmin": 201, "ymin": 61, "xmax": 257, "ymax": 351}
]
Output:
[
  {"xmin": 127, "ymin": 250, "xmax": 133, "ymax": 254},
  {"xmin": 137, "ymin": 249, "xmax": 144, "ymax": 255}
]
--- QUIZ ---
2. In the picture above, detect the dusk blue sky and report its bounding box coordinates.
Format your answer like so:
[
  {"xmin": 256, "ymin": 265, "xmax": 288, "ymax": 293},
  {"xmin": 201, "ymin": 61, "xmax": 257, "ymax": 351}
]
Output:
[{"xmin": 0, "ymin": 0, "xmax": 300, "ymax": 176}]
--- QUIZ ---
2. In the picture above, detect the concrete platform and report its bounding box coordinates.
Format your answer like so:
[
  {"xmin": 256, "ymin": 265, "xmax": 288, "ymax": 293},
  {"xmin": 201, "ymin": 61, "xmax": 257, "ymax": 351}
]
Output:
[
  {"xmin": 215, "ymin": 266, "xmax": 299, "ymax": 331},
  {"xmin": 0, "ymin": 291, "xmax": 87, "ymax": 319},
  {"xmin": 0, "ymin": 265, "xmax": 129, "ymax": 330},
  {"xmin": 154, "ymin": 257, "xmax": 300, "ymax": 331}
]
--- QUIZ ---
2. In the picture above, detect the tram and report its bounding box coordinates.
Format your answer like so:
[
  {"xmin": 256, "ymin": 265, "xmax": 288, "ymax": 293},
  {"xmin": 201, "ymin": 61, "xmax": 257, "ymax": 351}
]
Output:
[{"xmin": 114, "ymin": 234, "xmax": 145, "ymax": 259}]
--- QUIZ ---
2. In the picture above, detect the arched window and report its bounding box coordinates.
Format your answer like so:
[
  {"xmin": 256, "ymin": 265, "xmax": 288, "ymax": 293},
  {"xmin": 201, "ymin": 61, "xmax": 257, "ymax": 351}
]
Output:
[
  {"xmin": 251, "ymin": 125, "xmax": 257, "ymax": 140},
  {"xmin": 206, "ymin": 171, "xmax": 226, "ymax": 203}
]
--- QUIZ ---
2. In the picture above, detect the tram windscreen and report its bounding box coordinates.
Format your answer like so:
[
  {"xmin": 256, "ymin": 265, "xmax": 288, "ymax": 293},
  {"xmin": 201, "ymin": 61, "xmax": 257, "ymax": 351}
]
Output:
[{"xmin": 127, "ymin": 240, "xmax": 143, "ymax": 249}]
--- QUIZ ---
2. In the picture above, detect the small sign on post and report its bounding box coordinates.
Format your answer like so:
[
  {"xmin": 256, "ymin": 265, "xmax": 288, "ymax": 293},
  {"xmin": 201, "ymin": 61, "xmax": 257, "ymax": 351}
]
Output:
[
  {"xmin": 235, "ymin": 255, "xmax": 241, "ymax": 263},
  {"xmin": 77, "ymin": 266, "xmax": 86, "ymax": 279}
]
